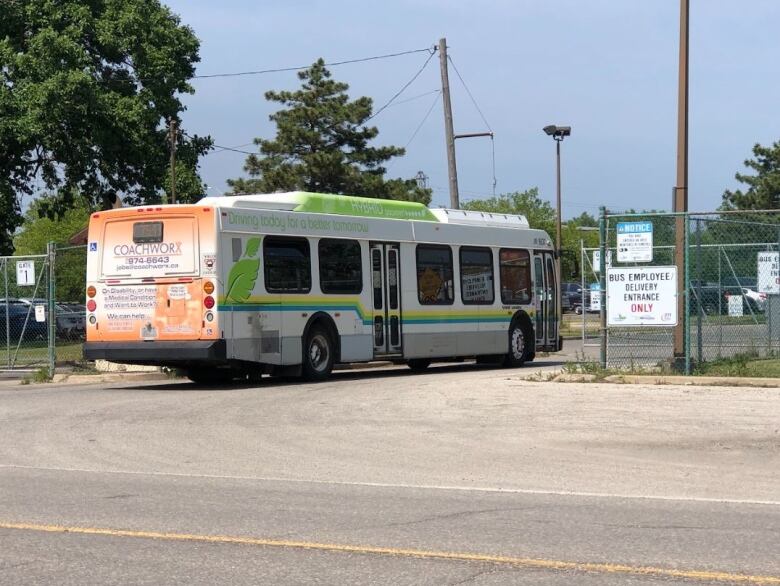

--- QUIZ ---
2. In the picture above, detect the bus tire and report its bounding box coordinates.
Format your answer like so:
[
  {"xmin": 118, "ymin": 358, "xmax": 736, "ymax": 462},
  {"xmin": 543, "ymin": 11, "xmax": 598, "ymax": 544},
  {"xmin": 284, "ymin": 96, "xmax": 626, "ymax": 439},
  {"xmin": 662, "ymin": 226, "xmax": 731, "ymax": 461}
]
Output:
[
  {"xmin": 503, "ymin": 320, "xmax": 532, "ymax": 368},
  {"xmin": 407, "ymin": 358, "xmax": 431, "ymax": 372},
  {"xmin": 302, "ymin": 326, "xmax": 334, "ymax": 381}
]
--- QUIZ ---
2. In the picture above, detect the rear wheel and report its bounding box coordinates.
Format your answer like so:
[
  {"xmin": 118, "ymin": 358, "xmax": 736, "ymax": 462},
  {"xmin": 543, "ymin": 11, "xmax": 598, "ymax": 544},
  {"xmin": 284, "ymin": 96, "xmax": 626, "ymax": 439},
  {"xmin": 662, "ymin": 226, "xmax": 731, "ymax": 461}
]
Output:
[
  {"xmin": 503, "ymin": 321, "xmax": 532, "ymax": 368},
  {"xmin": 407, "ymin": 358, "xmax": 431, "ymax": 372},
  {"xmin": 302, "ymin": 326, "xmax": 335, "ymax": 381}
]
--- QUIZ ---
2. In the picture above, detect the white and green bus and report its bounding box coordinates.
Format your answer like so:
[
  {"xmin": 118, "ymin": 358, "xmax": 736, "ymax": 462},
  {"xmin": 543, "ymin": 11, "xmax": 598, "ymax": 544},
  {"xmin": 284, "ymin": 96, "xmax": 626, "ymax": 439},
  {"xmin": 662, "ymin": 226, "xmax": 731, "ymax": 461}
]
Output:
[{"xmin": 84, "ymin": 192, "xmax": 561, "ymax": 382}]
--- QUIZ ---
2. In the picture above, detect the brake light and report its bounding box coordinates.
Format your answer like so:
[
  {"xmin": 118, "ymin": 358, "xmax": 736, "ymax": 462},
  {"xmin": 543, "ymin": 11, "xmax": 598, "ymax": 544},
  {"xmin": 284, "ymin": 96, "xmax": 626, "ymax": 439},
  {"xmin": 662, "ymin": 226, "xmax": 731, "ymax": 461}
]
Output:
[
  {"xmin": 87, "ymin": 299, "xmax": 97, "ymax": 312},
  {"xmin": 203, "ymin": 281, "xmax": 214, "ymax": 294},
  {"xmin": 204, "ymin": 296, "xmax": 215, "ymax": 309},
  {"xmin": 87, "ymin": 286, "xmax": 96, "ymax": 298}
]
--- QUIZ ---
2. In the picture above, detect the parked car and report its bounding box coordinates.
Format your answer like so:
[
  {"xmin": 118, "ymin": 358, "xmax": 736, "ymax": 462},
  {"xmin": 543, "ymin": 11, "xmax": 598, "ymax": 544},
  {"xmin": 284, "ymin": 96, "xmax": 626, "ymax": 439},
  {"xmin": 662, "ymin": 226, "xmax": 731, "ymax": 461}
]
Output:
[
  {"xmin": 0, "ymin": 301, "xmax": 48, "ymax": 342},
  {"xmin": 689, "ymin": 278, "xmax": 766, "ymax": 315},
  {"xmin": 3, "ymin": 298, "xmax": 86, "ymax": 339},
  {"xmin": 561, "ymin": 282, "xmax": 590, "ymax": 314}
]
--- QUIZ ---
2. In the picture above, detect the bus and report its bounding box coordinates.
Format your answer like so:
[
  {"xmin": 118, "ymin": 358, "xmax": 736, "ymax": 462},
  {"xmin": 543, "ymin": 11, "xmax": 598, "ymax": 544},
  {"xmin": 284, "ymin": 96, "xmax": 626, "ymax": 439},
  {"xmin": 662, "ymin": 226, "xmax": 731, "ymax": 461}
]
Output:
[{"xmin": 83, "ymin": 192, "xmax": 561, "ymax": 382}]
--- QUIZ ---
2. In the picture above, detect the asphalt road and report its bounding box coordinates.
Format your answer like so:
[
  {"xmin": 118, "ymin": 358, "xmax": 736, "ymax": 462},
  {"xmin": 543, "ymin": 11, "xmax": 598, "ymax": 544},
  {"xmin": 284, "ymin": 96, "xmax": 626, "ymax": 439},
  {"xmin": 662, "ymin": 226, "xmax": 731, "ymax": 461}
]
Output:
[{"xmin": 1, "ymin": 367, "xmax": 779, "ymax": 585}]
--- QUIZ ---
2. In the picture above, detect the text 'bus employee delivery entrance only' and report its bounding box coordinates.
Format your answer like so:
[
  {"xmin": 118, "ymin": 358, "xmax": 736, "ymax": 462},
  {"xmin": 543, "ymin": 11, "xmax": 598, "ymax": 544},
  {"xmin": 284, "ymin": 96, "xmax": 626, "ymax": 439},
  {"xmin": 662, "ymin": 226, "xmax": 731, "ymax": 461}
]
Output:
[{"xmin": 607, "ymin": 266, "xmax": 678, "ymax": 326}]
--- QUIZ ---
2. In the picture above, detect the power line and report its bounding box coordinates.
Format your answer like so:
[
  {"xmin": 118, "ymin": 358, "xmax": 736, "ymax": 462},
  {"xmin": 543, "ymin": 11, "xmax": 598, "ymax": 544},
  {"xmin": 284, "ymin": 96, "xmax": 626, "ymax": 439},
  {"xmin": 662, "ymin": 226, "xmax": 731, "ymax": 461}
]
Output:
[
  {"xmin": 193, "ymin": 47, "xmax": 434, "ymax": 79},
  {"xmin": 447, "ymin": 55, "xmax": 492, "ymax": 132},
  {"xmin": 402, "ymin": 91, "xmax": 442, "ymax": 150},
  {"xmin": 365, "ymin": 48, "xmax": 437, "ymax": 123},
  {"xmin": 447, "ymin": 54, "xmax": 497, "ymax": 196}
]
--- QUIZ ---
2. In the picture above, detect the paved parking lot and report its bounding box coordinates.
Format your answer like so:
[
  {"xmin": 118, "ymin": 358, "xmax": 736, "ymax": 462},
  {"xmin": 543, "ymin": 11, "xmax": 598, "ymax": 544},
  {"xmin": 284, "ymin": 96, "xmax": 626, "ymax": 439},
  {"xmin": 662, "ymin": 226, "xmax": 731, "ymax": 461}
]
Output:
[{"xmin": 1, "ymin": 365, "xmax": 779, "ymax": 584}]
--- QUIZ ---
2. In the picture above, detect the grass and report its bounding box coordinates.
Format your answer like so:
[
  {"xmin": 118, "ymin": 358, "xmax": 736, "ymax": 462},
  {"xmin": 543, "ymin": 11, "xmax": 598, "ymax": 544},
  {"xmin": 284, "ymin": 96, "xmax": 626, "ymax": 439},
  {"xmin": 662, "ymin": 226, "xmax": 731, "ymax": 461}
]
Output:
[
  {"xmin": 693, "ymin": 353, "xmax": 780, "ymax": 378},
  {"xmin": 0, "ymin": 340, "xmax": 83, "ymax": 367}
]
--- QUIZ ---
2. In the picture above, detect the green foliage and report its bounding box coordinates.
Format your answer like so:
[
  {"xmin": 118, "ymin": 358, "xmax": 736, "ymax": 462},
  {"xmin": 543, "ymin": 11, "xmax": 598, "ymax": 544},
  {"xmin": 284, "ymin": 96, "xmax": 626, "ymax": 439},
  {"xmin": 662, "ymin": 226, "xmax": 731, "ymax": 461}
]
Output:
[
  {"xmin": 228, "ymin": 59, "xmax": 431, "ymax": 204},
  {"xmin": 0, "ymin": 0, "xmax": 213, "ymax": 251},
  {"xmin": 14, "ymin": 195, "xmax": 91, "ymax": 301},
  {"xmin": 463, "ymin": 188, "xmax": 599, "ymax": 278},
  {"xmin": 225, "ymin": 238, "xmax": 261, "ymax": 303},
  {"xmin": 722, "ymin": 141, "xmax": 780, "ymax": 210}
]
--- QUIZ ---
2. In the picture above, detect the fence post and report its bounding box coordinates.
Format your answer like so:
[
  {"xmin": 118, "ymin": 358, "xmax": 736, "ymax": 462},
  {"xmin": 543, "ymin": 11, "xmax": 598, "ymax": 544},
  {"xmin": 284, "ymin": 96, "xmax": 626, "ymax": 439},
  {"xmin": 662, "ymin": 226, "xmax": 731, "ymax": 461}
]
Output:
[
  {"xmin": 3, "ymin": 259, "xmax": 9, "ymax": 368},
  {"xmin": 695, "ymin": 218, "xmax": 703, "ymax": 365},
  {"xmin": 599, "ymin": 206, "xmax": 607, "ymax": 369},
  {"xmin": 684, "ymin": 214, "xmax": 691, "ymax": 375},
  {"xmin": 47, "ymin": 242, "xmax": 56, "ymax": 378}
]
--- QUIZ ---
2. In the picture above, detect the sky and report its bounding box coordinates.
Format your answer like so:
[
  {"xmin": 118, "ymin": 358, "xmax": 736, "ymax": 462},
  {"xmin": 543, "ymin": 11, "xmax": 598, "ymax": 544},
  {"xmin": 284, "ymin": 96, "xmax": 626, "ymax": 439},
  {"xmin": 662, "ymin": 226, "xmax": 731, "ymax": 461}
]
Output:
[{"xmin": 165, "ymin": 0, "xmax": 780, "ymax": 219}]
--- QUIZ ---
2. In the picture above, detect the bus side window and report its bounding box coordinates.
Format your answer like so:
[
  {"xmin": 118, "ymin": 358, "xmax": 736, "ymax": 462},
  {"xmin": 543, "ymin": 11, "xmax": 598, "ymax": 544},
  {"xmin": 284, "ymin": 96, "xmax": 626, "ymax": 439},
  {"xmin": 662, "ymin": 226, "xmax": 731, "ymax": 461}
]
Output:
[
  {"xmin": 499, "ymin": 249, "xmax": 531, "ymax": 304},
  {"xmin": 416, "ymin": 245, "xmax": 454, "ymax": 305},
  {"xmin": 264, "ymin": 237, "xmax": 312, "ymax": 293}
]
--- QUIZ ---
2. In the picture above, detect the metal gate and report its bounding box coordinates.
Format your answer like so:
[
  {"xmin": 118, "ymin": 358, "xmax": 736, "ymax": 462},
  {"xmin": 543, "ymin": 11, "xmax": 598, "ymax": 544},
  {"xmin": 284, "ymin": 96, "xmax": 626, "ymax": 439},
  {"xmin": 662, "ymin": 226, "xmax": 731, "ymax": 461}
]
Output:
[{"xmin": 0, "ymin": 248, "xmax": 55, "ymax": 373}]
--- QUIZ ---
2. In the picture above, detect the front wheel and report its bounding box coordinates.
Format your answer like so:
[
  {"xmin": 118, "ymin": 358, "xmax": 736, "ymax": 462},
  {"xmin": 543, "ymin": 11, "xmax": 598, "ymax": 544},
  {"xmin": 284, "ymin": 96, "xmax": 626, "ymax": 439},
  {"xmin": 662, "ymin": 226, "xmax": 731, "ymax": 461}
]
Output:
[
  {"xmin": 503, "ymin": 321, "xmax": 532, "ymax": 368},
  {"xmin": 302, "ymin": 326, "xmax": 335, "ymax": 381}
]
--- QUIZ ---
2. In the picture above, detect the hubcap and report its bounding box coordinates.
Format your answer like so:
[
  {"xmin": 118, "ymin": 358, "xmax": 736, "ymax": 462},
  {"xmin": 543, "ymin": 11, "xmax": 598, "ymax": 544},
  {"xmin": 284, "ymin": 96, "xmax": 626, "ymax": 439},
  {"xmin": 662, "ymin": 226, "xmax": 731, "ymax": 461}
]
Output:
[
  {"xmin": 511, "ymin": 328, "xmax": 525, "ymax": 359},
  {"xmin": 309, "ymin": 334, "xmax": 329, "ymax": 371}
]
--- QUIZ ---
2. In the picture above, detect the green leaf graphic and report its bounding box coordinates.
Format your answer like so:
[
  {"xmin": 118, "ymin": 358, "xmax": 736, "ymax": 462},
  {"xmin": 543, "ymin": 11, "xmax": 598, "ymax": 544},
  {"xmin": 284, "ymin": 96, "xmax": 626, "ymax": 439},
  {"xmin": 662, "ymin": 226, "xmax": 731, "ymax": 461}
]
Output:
[
  {"xmin": 226, "ymin": 238, "xmax": 263, "ymax": 303},
  {"xmin": 245, "ymin": 237, "xmax": 261, "ymax": 258},
  {"xmin": 226, "ymin": 258, "xmax": 261, "ymax": 303}
]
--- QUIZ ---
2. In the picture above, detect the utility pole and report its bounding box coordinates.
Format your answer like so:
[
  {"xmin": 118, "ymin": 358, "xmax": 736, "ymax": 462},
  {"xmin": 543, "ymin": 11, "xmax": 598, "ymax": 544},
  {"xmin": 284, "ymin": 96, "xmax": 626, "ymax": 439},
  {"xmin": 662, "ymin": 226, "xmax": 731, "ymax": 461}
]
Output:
[
  {"xmin": 673, "ymin": 0, "xmax": 689, "ymax": 368},
  {"xmin": 438, "ymin": 38, "xmax": 459, "ymax": 209},
  {"xmin": 169, "ymin": 118, "xmax": 177, "ymax": 205}
]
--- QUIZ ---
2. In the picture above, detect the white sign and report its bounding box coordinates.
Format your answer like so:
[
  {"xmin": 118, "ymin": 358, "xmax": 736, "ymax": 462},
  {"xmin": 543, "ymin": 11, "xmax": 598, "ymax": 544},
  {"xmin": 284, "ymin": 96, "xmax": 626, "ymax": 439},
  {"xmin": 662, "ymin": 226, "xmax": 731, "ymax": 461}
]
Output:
[
  {"xmin": 728, "ymin": 294, "xmax": 744, "ymax": 317},
  {"xmin": 589, "ymin": 283, "xmax": 602, "ymax": 312},
  {"xmin": 592, "ymin": 250, "xmax": 612, "ymax": 273},
  {"xmin": 34, "ymin": 304, "xmax": 46, "ymax": 323},
  {"xmin": 757, "ymin": 252, "xmax": 779, "ymax": 294},
  {"xmin": 607, "ymin": 266, "xmax": 677, "ymax": 326},
  {"xmin": 462, "ymin": 271, "xmax": 493, "ymax": 302},
  {"xmin": 16, "ymin": 260, "xmax": 35, "ymax": 286},
  {"xmin": 616, "ymin": 221, "xmax": 653, "ymax": 263}
]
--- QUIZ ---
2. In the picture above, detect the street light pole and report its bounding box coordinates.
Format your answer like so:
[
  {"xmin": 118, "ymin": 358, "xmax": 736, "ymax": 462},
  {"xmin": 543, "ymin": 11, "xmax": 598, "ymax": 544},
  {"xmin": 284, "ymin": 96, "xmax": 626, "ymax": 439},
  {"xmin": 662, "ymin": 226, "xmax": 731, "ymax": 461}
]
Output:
[{"xmin": 543, "ymin": 125, "xmax": 571, "ymax": 291}]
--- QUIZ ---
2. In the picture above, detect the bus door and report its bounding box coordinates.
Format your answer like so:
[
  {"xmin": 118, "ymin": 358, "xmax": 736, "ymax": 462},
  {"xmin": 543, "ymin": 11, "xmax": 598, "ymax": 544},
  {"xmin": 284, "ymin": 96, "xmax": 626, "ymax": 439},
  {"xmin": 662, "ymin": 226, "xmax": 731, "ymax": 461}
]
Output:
[
  {"xmin": 370, "ymin": 243, "xmax": 402, "ymax": 356},
  {"xmin": 533, "ymin": 251, "xmax": 558, "ymax": 349}
]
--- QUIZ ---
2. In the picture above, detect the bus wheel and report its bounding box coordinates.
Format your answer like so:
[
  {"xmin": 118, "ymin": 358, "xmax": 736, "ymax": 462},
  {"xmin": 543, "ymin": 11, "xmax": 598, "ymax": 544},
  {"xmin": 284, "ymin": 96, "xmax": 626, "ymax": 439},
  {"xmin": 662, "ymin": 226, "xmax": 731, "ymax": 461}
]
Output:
[
  {"xmin": 407, "ymin": 359, "xmax": 431, "ymax": 372},
  {"xmin": 503, "ymin": 321, "xmax": 531, "ymax": 368},
  {"xmin": 302, "ymin": 326, "xmax": 334, "ymax": 381},
  {"xmin": 185, "ymin": 367, "xmax": 234, "ymax": 385}
]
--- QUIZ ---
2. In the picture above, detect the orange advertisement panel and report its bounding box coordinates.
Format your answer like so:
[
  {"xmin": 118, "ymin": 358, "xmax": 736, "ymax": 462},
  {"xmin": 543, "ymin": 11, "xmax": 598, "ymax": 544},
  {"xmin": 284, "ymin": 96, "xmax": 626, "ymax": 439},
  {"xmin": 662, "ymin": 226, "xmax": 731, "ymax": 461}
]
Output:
[{"xmin": 86, "ymin": 207, "xmax": 218, "ymax": 343}]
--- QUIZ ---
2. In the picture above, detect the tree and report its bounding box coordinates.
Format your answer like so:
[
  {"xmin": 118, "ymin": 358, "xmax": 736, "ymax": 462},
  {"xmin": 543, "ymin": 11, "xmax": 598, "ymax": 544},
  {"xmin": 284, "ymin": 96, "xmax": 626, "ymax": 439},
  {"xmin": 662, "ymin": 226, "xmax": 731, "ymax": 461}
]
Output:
[
  {"xmin": 721, "ymin": 141, "xmax": 780, "ymax": 210},
  {"xmin": 0, "ymin": 0, "xmax": 212, "ymax": 252},
  {"xmin": 463, "ymin": 189, "xmax": 598, "ymax": 278},
  {"xmin": 228, "ymin": 59, "xmax": 431, "ymax": 203},
  {"xmin": 13, "ymin": 195, "xmax": 91, "ymax": 301}
]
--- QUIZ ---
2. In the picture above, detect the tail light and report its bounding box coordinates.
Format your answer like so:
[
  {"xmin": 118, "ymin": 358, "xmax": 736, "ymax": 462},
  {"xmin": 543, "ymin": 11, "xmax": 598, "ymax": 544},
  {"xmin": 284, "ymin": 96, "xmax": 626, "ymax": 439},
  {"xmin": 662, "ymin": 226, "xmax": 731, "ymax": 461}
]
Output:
[
  {"xmin": 87, "ymin": 286, "xmax": 96, "ymax": 298},
  {"xmin": 203, "ymin": 296, "xmax": 215, "ymax": 309},
  {"xmin": 87, "ymin": 299, "xmax": 97, "ymax": 312},
  {"xmin": 203, "ymin": 281, "xmax": 215, "ymax": 294}
]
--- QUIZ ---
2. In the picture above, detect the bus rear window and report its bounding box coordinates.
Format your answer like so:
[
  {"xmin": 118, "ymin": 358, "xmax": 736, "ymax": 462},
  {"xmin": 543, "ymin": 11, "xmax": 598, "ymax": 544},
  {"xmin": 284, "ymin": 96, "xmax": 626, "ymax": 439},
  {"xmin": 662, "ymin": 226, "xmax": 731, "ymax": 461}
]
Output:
[
  {"xmin": 133, "ymin": 222, "xmax": 163, "ymax": 244},
  {"xmin": 101, "ymin": 216, "xmax": 198, "ymax": 278}
]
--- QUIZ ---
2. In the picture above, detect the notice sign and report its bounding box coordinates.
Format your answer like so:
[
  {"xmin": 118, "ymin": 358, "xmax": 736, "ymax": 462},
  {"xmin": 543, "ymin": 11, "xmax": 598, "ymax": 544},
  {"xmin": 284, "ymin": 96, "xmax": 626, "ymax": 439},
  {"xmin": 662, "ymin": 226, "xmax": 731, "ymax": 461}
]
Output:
[
  {"xmin": 589, "ymin": 283, "xmax": 602, "ymax": 312},
  {"xmin": 757, "ymin": 252, "xmax": 779, "ymax": 294},
  {"xmin": 616, "ymin": 222, "xmax": 653, "ymax": 262},
  {"xmin": 607, "ymin": 266, "xmax": 677, "ymax": 326}
]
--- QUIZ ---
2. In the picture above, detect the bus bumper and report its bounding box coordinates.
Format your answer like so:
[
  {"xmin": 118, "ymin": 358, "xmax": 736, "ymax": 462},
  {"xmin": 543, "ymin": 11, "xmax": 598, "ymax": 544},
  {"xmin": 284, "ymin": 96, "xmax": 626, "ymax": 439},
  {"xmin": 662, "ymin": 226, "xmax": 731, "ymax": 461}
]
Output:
[{"xmin": 83, "ymin": 340, "xmax": 227, "ymax": 364}]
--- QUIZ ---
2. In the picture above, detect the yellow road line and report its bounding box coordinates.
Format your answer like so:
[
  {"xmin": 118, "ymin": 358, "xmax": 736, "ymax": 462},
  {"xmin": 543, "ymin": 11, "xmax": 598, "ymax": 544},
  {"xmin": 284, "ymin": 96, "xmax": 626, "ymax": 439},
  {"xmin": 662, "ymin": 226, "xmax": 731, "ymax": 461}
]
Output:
[{"xmin": 1, "ymin": 521, "xmax": 778, "ymax": 584}]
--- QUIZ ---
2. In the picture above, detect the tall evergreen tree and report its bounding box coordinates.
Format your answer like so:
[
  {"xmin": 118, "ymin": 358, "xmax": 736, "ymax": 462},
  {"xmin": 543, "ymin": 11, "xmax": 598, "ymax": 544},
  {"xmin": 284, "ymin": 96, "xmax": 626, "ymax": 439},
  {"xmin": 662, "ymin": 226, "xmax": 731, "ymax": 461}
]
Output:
[
  {"xmin": 229, "ymin": 59, "xmax": 431, "ymax": 204},
  {"xmin": 722, "ymin": 141, "xmax": 780, "ymax": 210}
]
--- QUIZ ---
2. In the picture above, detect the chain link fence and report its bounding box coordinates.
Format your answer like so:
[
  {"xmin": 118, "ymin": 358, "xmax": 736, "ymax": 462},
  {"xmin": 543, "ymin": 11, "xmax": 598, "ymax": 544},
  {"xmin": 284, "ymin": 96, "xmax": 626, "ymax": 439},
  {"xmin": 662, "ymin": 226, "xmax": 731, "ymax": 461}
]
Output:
[
  {"xmin": 586, "ymin": 209, "xmax": 780, "ymax": 372},
  {"xmin": 0, "ymin": 243, "xmax": 88, "ymax": 374}
]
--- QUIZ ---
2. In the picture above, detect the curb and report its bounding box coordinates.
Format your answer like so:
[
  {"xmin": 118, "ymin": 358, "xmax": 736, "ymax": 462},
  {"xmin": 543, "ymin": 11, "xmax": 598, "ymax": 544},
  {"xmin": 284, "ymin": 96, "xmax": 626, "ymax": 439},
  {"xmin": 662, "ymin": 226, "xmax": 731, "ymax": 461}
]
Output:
[
  {"xmin": 52, "ymin": 372, "xmax": 171, "ymax": 385},
  {"xmin": 553, "ymin": 372, "xmax": 780, "ymax": 388}
]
